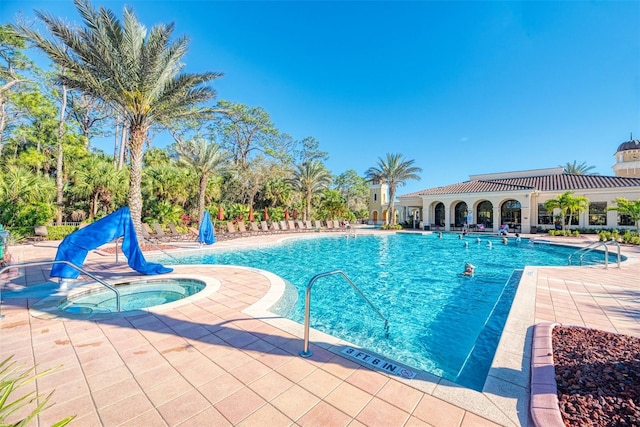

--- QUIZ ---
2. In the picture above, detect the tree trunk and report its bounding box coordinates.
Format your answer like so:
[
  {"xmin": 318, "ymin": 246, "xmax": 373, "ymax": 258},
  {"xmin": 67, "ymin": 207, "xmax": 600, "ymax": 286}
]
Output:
[
  {"xmin": 56, "ymin": 75, "xmax": 68, "ymax": 226},
  {"xmin": 128, "ymin": 125, "xmax": 146, "ymax": 246},
  {"xmin": 113, "ymin": 114, "xmax": 120, "ymax": 168},
  {"xmin": 198, "ymin": 174, "xmax": 207, "ymax": 222},
  {"xmin": 388, "ymin": 186, "xmax": 396, "ymax": 225},
  {"xmin": 118, "ymin": 123, "xmax": 128, "ymax": 170}
]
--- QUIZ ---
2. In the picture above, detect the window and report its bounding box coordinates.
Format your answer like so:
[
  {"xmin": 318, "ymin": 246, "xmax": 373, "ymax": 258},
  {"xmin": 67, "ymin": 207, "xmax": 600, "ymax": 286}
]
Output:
[
  {"xmin": 501, "ymin": 200, "xmax": 521, "ymax": 225},
  {"xmin": 476, "ymin": 201, "xmax": 493, "ymax": 227},
  {"xmin": 538, "ymin": 204, "xmax": 552, "ymax": 225},
  {"xmin": 434, "ymin": 203, "xmax": 445, "ymax": 226},
  {"xmin": 454, "ymin": 202, "xmax": 468, "ymax": 227},
  {"xmin": 374, "ymin": 193, "xmax": 377, "ymax": 202},
  {"xmin": 588, "ymin": 202, "xmax": 607, "ymax": 226},
  {"xmin": 618, "ymin": 213, "xmax": 635, "ymax": 226}
]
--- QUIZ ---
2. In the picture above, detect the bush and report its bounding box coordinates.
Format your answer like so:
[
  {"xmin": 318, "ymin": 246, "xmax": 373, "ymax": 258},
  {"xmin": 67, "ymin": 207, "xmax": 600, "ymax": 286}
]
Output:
[
  {"xmin": 46, "ymin": 226, "xmax": 78, "ymax": 240},
  {"xmin": 0, "ymin": 356, "xmax": 75, "ymax": 426}
]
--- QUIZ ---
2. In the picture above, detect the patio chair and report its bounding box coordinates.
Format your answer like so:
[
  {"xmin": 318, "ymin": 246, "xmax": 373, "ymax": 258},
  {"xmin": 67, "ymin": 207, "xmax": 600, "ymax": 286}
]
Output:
[
  {"xmin": 260, "ymin": 221, "xmax": 271, "ymax": 233},
  {"xmin": 296, "ymin": 220, "xmax": 307, "ymax": 231},
  {"xmin": 280, "ymin": 220, "xmax": 290, "ymax": 232},
  {"xmin": 324, "ymin": 220, "xmax": 333, "ymax": 230},
  {"xmin": 313, "ymin": 220, "xmax": 323, "ymax": 230},
  {"xmin": 168, "ymin": 223, "xmax": 195, "ymax": 241},
  {"xmin": 33, "ymin": 225, "xmax": 48, "ymax": 241},
  {"xmin": 287, "ymin": 220, "xmax": 298, "ymax": 232},
  {"xmin": 305, "ymin": 220, "xmax": 313, "ymax": 230},
  {"xmin": 250, "ymin": 222, "xmax": 262, "ymax": 233},
  {"xmin": 236, "ymin": 222, "xmax": 254, "ymax": 237},
  {"xmin": 152, "ymin": 223, "xmax": 173, "ymax": 242}
]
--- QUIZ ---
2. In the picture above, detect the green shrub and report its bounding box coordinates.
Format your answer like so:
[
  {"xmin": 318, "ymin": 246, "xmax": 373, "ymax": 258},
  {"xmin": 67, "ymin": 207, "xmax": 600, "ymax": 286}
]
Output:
[
  {"xmin": 46, "ymin": 226, "xmax": 78, "ymax": 240},
  {"xmin": 0, "ymin": 356, "xmax": 75, "ymax": 426},
  {"xmin": 572, "ymin": 230, "xmax": 580, "ymax": 237}
]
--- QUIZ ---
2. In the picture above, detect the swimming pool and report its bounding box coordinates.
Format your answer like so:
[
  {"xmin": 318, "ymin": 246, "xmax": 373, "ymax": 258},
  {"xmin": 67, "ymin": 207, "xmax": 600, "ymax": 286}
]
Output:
[
  {"xmin": 154, "ymin": 233, "xmax": 617, "ymax": 390},
  {"xmin": 59, "ymin": 278, "xmax": 206, "ymax": 314}
]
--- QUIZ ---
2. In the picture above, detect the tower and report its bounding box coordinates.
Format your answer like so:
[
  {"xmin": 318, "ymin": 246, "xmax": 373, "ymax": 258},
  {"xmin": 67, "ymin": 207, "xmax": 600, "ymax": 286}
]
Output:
[
  {"xmin": 368, "ymin": 180, "xmax": 389, "ymax": 224},
  {"xmin": 613, "ymin": 133, "xmax": 640, "ymax": 177}
]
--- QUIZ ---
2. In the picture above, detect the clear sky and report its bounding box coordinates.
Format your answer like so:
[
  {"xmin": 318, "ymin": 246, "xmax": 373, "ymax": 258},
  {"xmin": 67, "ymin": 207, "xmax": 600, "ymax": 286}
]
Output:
[{"xmin": 2, "ymin": 0, "xmax": 639, "ymax": 196}]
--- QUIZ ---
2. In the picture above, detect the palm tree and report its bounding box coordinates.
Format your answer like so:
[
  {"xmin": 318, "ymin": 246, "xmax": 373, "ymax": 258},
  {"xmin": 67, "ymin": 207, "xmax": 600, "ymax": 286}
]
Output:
[
  {"xmin": 543, "ymin": 191, "xmax": 589, "ymax": 230},
  {"xmin": 365, "ymin": 153, "xmax": 422, "ymax": 225},
  {"xmin": 174, "ymin": 138, "xmax": 230, "ymax": 222},
  {"xmin": 290, "ymin": 161, "xmax": 332, "ymax": 221},
  {"xmin": 17, "ymin": 0, "xmax": 221, "ymax": 241},
  {"xmin": 70, "ymin": 156, "xmax": 127, "ymax": 219},
  {"xmin": 561, "ymin": 161, "xmax": 598, "ymax": 175},
  {"xmin": 608, "ymin": 198, "xmax": 640, "ymax": 232}
]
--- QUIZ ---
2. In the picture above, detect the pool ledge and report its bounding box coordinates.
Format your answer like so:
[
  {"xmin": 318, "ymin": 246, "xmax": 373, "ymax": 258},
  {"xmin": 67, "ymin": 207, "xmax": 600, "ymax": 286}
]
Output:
[{"xmin": 529, "ymin": 322, "xmax": 564, "ymax": 427}]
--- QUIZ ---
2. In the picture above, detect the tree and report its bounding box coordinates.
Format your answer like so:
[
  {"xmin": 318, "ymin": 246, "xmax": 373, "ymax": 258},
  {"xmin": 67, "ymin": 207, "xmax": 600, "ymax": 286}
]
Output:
[
  {"xmin": 174, "ymin": 137, "xmax": 230, "ymax": 222},
  {"xmin": 561, "ymin": 161, "xmax": 598, "ymax": 175},
  {"xmin": 365, "ymin": 153, "xmax": 422, "ymax": 225},
  {"xmin": 290, "ymin": 161, "xmax": 332, "ymax": 221},
  {"xmin": 608, "ymin": 198, "xmax": 640, "ymax": 232},
  {"xmin": 543, "ymin": 191, "xmax": 589, "ymax": 230},
  {"xmin": 70, "ymin": 156, "xmax": 127, "ymax": 219},
  {"xmin": 18, "ymin": 0, "xmax": 221, "ymax": 241},
  {"xmin": 334, "ymin": 169, "xmax": 369, "ymax": 215}
]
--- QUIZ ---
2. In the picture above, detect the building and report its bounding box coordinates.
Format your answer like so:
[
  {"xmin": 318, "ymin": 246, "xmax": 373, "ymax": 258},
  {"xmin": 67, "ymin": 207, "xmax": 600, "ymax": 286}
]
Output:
[{"xmin": 613, "ymin": 134, "xmax": 640, "ymax": 178}]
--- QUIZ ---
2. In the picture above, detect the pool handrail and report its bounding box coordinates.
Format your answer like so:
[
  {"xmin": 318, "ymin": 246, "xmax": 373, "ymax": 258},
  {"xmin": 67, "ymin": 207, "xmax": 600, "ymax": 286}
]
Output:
[
  {"xmin": 300, "ymin": 269, "xmax": 389, "ymax": 358},
  {"xmin": 0, "ymin": 260, "xmax": 121, "ymax": 314},
  {"xmin": 568, "ymin": 240, "xmax": 620, "ymax": 269}
]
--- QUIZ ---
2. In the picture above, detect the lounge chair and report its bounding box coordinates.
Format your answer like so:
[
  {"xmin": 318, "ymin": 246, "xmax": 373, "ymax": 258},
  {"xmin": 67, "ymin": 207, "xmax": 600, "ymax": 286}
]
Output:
[
  {"xmin": 168, "ymin": 223, "xmax": 195, "ymax": 241},
  {"xmin": 236, "ymin": 222, "xmax": 254, "ymax": 236},
  {"xmin": 287, "ymin": 220, "xmax": 298, "ymax": 232},
  {"xmin": 324, "ymin": 220, "xmax": 333, "ymax": 230},
  {"xmin": 280, "ymin": 221, "xmax": 290, "ymax": 232},
  {"xmin": 296, "ymin": 220, "xmax": 307, "ymax": 231},
  {"xmin": 313, "ymin": 220, "xmax": 323, "ymax": 230},
  {"xmin": 260, "ymin": 221, "xmax": 271, "ymax": 232},
  {"xmin": 333, "ymin": 220, "xmax": 342, "ymax": 229},
  {"xmin": 152, "ymin": 223, "xmax": 173, "ymax": 242},
  {"xmin": 250, "ymin": 222, "xmax": 262, "ymax": 233}
]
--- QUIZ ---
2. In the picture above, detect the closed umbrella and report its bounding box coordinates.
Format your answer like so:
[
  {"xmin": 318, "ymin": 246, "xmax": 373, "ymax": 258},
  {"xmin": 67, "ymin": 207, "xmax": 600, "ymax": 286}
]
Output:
[
  {"xmin": 284, "ymin": 208, "xmax": 290, "ymax": 220},
  {"xmin": 199, "ymin": 210, "xmax": 215, "ymax": 245},
  {"xmin": 263, "ymin": 207, "xmax": 269, "ymax": 221},
  {"xmin": 217, "ymin": 205, "xmax": 224, "ymax": 221},
  {"xmin": 292, "ymin": 209, "xmax": 297, "ymax": 220},
  {"xmin": 248, "ymin": 206, "xmax": 254, "ymax": 222}
]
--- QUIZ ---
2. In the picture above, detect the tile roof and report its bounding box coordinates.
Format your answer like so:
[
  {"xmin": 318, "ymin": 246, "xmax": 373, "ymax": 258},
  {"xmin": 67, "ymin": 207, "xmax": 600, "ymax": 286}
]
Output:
[{"xmin": 400, "ymin": 174, "xmax": 640, "ymax": 198}]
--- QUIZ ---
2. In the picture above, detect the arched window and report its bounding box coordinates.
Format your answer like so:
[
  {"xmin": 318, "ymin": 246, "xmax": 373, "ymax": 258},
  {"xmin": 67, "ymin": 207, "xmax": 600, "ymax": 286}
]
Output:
[
  {"xmin": 434, "ymin": 203, "xmax": 445, "ymax": 226},
  {"xmin": 501, "ymin": 200, "xmax": 521, "ymax": 226},
  {"xmin": 454, "ymin": 202, "xmax": 468, "ymax": 227},
  {"xmin": 477, "ymin": 201, "xmax": 493, "ymax": 227}
]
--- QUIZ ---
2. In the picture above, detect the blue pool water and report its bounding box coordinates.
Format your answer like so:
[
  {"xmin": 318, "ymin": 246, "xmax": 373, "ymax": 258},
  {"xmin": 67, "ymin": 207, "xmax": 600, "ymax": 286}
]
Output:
[
  {"xmin": 59, "ymin": 278, "xmax": 205, "ymax": 313},
  {"xmin": 153, "ymin": 233, "xmax": 617, "ymax": 390}
]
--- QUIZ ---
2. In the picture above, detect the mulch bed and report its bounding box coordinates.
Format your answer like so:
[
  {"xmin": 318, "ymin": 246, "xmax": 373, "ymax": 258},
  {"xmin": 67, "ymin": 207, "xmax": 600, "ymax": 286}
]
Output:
[{"xmin": 553, "ymin": 326, "xmax": 640, "ymax": 426}]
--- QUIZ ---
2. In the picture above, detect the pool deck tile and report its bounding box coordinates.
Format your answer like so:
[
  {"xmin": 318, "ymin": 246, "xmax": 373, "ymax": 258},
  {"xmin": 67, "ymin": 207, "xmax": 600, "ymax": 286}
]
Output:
[{"xmin": 2, "ymin": 231, "xmax": 640, "ymax": 426}]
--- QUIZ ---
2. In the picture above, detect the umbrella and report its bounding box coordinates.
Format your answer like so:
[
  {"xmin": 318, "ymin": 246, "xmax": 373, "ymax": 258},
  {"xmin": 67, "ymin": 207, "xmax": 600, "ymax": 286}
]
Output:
[
  {"xmin": 199, "ymin": 210, "xmax": 216, "ymax": 245},
  {"xmin": 248, "ymin": 206, "xmax": 254, "ymax": 222},
  {"xmin": 284, "ymin": 208, "xmax": 290, "ymax": 220},
  {"xmin": 263, "ymin": 207, "xmax": 269, "ymax": 221},
  {"xmin": 292, "ymin": 209, "xmax": 297, "ymax": 220},
  {"xmin": 217, "ymin": 205, "xmax": 224, "ymax": 221}
]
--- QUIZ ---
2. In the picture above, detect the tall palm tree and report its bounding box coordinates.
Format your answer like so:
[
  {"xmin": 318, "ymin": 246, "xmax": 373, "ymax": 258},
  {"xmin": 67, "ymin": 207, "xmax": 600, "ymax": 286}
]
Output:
[
  {"xmin": 290, "ymin": 161, "xmax": 332, "ymax": 221},
  {"xmin": 543, "ymin": 191, "xmax": 589, "ymax": 230},
  {"xmin": 174, "ymin": 138, "xmax": 230, "ymax": 222},
  {"xmin": 561, "ymin": 161, "xmax": 598, "ymax": 175},
  {"xmin": 365, "ymin": 153, "xmax": 422, "ymax": 225},
  {"xmin": 608, "ymin": 198, "xmax": 640, "ymax": 232},
  {"xmin": 17, "ymin": 0, "xmax": 221, "ymax": 241}
]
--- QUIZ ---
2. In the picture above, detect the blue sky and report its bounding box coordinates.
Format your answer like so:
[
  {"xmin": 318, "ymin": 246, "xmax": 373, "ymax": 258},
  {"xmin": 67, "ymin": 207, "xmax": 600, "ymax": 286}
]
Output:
[{"xmin": 2, "ymin": 0, "xmax": 639, "ymax": 196}]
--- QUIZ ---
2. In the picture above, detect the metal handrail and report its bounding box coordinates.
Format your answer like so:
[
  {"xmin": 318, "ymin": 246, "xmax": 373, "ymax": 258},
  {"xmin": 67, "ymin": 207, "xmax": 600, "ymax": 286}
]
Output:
[
  {"xmin": 300, "ymin": 270, "xmax": 389, "ymax": 357},
  {"xmin": 568, "ymin": 240, "xmax": 621, "ymax": 269},
  {"xmin": 0, "ymin": 260, "xmax": 121, "ymax": 314}
]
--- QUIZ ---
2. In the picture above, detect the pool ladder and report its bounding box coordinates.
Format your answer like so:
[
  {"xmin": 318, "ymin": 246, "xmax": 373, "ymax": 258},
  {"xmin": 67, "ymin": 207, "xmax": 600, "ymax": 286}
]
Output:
[
  {"xmin": 299, "ymin": 270, "xmax": 389, "ymax": 358},
  {"xmin": 568, "ymin": 240, "xmax": 620, "ymax": 269},
  {"xmin": 0, "ymin": 260, "xmax": 121, "ymax": 318}
]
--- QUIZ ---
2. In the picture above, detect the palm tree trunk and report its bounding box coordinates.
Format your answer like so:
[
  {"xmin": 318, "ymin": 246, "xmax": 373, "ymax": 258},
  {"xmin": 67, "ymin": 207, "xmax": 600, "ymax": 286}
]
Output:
[
  {"xmin": 198, "ymin": 174, "xmax": 207, "ymax": 222},
  {"xmin": 388, "ymin": 187, "xmax": 396, "ymax": 225},
  {"xmin": 128, "ymin": 126, "xmax": 146, "ymax": 245},
  {"xmin": 56, "ymin": 75, "xmax": 68, "ymax": 226}
]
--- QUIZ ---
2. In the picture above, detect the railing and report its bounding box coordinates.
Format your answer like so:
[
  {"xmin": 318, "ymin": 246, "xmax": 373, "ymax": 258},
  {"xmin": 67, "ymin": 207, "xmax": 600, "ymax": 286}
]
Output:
[
  {"xmin": 299, "ymin": 270, "xmax": 389, "ymax": 357},
  {"xmin": 568, "ymin": 240, "xmax": 621, "ymax": 269},
  {"xmin": 344, "ymin": 227, "xmax": 356, "ymax": 238},
  {"xmin": 0, "ymin": 260, "xmax": 121, "ymax": 317}
]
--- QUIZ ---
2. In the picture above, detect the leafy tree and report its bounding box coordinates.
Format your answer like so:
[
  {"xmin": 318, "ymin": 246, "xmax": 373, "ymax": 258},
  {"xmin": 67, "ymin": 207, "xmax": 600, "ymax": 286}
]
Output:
[
  {"xmin": 263, "ymin": 177, "xmax": 291, "ymax": 208},
  {"xmin": 334, "ymin": 169, "xmax": 369, "ymax": 215},
  {"xmin": 318, "ymin": 189, "xmax": 350, "ymax": 220},
  {"xmin": 69, "ymin": 156, "xmax": 127, "ymax": 219},
  {"xmin": 290, "ymin": 161, "xmax": 332, "ymax": 221},
  {"xmin": 174, "ymin": 137, "xmax": 230, "ymax": 222},
  {"xmin": 215, "ymin": 100, "xmax": 280, "ymax": 169},
  {"xmin": 561, "ymin": 161, "xmax": 598, "ymax": 175},
  {"xmin": 608, "ymin": 198, "xmax": 640, "ymax": 232},
  {"xmin": 294, "ymin": 136, "xmax": 328, "ymax": 164},
  {"xmin": 18, "ymin": 0, "xmax": 221, "ymax": 241},
  {"xmin": 543, "ymin": 191, "xmax": 589, "ymax": 230},
  {"xmin": 365, "ymin": 153, "xmax": 422, "ymax": 225}
]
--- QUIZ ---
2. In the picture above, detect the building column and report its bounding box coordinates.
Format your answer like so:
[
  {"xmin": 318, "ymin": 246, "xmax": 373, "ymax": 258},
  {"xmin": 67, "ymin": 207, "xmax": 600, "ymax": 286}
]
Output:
[{"xmin": 493, "ymin": 205, "xmax": 501, "ymax": 230}]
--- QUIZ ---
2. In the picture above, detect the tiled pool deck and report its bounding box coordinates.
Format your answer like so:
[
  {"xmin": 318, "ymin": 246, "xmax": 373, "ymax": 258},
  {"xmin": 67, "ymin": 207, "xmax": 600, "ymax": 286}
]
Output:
[{"xmin": 1, "ymin": 230, "xmax": 639, "ymax": 426}]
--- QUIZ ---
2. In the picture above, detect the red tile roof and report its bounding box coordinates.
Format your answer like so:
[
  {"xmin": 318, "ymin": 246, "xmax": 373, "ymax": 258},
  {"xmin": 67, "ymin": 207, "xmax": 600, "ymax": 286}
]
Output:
[{"xmin": 400, "ymin": 174, "xmax": 640, "ymax": 198}]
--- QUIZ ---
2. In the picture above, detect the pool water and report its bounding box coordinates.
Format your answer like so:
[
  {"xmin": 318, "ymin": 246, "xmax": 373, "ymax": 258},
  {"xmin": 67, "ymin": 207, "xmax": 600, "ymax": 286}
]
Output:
[
  {"xmin": 155, "ymin": 233, "xmax": 616, "ymax": 390},
  {"xmin": 59, "ymin": 278, "xmax": 205, "ymax": 313}
]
